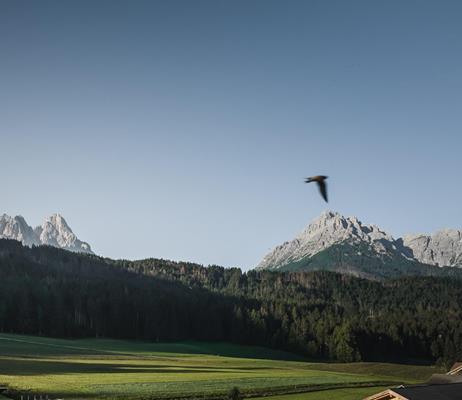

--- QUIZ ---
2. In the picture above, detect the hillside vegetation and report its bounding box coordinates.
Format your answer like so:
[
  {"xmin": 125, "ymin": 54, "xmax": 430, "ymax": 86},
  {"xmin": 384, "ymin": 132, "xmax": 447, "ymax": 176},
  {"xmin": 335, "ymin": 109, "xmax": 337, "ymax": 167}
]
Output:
[{"xmin": 0, "ymin": 239, "xmax": 461, "ymax": 365}]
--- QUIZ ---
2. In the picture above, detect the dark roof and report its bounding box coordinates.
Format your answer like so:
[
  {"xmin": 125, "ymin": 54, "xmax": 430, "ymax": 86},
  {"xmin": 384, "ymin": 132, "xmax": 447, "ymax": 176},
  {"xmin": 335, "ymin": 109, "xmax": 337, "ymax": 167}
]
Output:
[{"xmin": 394, "ymin": 383, "xmax": 462, "ymax": 400}]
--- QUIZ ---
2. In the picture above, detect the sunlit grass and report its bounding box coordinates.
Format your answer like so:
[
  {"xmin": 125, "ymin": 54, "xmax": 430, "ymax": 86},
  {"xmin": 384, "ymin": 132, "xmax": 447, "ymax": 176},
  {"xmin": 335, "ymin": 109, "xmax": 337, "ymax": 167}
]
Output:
[{"xmin": 0, "ymin": 334, "xmax": 437, "ymax": 400}]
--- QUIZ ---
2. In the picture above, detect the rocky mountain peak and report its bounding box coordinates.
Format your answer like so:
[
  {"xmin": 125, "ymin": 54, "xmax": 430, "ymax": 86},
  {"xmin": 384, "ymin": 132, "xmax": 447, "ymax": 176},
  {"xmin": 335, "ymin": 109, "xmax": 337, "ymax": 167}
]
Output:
[
  {"xmin": 257, "ymin": 211, "xmax": 398, "ymax": 271},
  {"xmin": 0, "ymin": 214, "xmax": 39, "ymax": 247},
  {"xmin": 257, "ymin": 211, "xmax": 462, "ymax": 272},
  {"xmin": 0, "ymin": 213, "xmax": 93, "ymax": 254}
]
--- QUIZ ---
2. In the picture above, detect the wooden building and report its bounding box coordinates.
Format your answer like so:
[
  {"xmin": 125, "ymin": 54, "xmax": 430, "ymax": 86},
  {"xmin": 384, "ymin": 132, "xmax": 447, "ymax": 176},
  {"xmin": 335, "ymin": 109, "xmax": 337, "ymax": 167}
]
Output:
[
  {"xmin": 364, "ymin": 383, "xmax": 462, "ymax": 400},
  {"xmin": 449, "ymin": 362, "xmax": 462, "ymax": 376},
  {"xmin": 364, "ymin": 362, "xmax": 462, "ymax": 400}
]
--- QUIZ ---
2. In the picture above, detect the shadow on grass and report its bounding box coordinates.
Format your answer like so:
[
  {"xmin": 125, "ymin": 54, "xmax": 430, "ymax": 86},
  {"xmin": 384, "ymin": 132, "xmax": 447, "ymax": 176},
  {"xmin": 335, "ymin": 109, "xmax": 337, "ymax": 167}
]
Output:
[
  {"xmin": 0, "ymin": 357, "xmax": 273, "ymax": 376},
  {"xmin": 0, "ymin": 335, "xmax": 305, "ymax": 362}
]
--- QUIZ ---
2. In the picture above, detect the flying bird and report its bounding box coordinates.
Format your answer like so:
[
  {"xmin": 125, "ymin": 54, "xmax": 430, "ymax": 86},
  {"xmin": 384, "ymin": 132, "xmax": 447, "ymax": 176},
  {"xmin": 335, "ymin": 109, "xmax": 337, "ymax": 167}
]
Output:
[{"xmin": 305, "ymin": 175, "xmax": 328, "ymax": 202}]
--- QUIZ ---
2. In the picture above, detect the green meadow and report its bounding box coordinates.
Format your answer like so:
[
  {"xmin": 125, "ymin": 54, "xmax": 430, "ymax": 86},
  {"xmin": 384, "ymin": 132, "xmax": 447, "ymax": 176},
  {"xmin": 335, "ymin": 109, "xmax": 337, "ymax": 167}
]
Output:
[{"xmin": 0, "ymin": 334, "xmax": 440, "ymax": 400}]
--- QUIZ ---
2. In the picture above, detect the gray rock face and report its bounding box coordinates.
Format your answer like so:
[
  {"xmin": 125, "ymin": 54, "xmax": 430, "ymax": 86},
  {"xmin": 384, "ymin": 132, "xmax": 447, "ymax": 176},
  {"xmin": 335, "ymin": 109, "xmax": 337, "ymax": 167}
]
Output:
[
  {"xmin": 257, "ymin": 211, "xmax": 462, "ymax": 271},
  {"xmin": 403, "ymin": 230, "xmax": 462, "ymax": 267},
  {"xmin": 0, "ymin": 214, "xmax": 40, "ymax": 247},
  {"xmin": 257, "ymin": 211, "xmax": 405, "ymax": 270},
  {"xmin": 0, "ymin": 213, "xmax": 93, "ymax": 254}
]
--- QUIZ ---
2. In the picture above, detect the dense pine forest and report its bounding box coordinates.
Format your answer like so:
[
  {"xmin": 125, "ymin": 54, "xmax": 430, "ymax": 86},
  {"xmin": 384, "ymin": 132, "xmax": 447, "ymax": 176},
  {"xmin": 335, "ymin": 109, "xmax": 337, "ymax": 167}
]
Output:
[{"xmin": 0, "ymin": 239, "xmax": 461, "ymax": 367}]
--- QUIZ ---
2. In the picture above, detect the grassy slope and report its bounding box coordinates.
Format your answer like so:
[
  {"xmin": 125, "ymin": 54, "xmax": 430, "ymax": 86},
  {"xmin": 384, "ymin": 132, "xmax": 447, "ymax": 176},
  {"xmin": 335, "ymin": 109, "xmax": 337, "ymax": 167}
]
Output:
[{"xmin": 0, "ymin": 334, "xmax": 441, "ymax": 400}]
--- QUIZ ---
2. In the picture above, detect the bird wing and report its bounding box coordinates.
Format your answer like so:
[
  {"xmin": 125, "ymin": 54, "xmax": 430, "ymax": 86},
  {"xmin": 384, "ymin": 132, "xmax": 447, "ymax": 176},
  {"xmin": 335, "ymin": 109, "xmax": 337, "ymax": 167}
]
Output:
[
  {"xmin": 305, "ymin": 176, "xmax": 320, "ymax": 183},
  {"xmin": 317, "ymin": 180, "xmax": 328, "ymax": 202}
]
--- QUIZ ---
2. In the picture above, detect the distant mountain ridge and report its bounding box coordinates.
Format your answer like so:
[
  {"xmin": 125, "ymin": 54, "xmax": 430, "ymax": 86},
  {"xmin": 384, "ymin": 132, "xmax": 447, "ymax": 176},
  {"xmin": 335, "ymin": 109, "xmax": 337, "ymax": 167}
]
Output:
[
  {"xmin": 0, "ymin": 213, "xmax": 93, "ymax": 254},
  {"xmin": 257, "ymin": 211, "xmax": 462, "ymax": 278},
  {"xmin": 403, "ymin": 230, "xmax": 462, "ymax": 268}
]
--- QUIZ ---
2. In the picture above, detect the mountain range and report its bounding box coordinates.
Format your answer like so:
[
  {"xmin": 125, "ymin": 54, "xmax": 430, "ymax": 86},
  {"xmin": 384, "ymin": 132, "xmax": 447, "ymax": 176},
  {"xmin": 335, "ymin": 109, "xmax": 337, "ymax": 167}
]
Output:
[
  {"xmin": 2, "ymin": 210, "xmax": 462, "ymax": 280},
  {"xmin": 0, "ymin": 213, "xmax": 93, "ymax": 254},
  {"xmin": 257, "ymin": 211, "xmax": 462, "ymax": 279}
]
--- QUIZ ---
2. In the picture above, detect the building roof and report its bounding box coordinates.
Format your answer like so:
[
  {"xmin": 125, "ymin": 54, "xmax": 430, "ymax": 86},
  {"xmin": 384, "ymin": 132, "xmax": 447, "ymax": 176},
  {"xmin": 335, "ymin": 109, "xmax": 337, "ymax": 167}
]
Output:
[
  {"xmin": 393, "ymin": 383, "xmax": 462, "ymax": 400},
  {"xmin": 363, "ymin": 389, "xmax": 404, "ymax": 400},
  {"xmin": 449, "ymin": 362, "xmax": 462, "ymax": 375},
  {"xmin": 364, "ymin": 383, "xmax": 462, "ymax": 400}
]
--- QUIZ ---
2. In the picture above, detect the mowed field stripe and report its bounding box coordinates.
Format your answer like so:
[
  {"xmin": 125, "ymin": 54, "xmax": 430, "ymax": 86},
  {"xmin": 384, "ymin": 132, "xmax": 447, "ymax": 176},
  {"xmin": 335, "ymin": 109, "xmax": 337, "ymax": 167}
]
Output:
[{"xmin": 0, "ymin": 334, "xmax": 435, "ymax": 400}]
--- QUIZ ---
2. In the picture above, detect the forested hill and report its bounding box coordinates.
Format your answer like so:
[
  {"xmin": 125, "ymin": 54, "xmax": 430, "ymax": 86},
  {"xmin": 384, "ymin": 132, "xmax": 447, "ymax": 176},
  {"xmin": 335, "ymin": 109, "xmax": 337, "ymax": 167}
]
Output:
[{"xmin": 0, "ymin": 239, "xmax": 461, "ymax": 366}]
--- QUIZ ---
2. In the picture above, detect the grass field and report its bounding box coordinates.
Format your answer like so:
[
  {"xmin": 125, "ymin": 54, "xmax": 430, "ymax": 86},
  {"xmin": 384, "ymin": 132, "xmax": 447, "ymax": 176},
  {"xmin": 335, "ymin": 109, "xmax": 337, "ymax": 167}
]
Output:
[{"xmin": 0, "ymin": 334, "xmax": 441, "ymax": 400}]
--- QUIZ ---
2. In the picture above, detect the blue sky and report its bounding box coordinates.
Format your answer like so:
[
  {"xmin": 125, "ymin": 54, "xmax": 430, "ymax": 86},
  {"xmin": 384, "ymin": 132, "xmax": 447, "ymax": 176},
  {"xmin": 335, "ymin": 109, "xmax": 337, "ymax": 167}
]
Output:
[{"xmin": 1, "ymin": 0, "xmax": 461, "ymax": 269}]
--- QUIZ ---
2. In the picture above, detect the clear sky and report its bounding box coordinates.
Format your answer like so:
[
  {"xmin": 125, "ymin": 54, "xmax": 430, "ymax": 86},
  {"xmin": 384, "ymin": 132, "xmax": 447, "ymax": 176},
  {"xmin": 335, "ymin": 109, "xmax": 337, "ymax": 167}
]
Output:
[{"xmin": 1, "ymin": 0, "xmax": 461, "ymax": 269}]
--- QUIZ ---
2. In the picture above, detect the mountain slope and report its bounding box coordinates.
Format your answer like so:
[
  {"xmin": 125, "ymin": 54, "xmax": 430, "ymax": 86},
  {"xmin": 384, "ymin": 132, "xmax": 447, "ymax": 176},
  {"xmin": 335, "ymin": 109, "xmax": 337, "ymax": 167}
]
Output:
[
  {"xmin": 0, "ymin": 213, "xmax": 93, "ymax": 254},
  {"xmin": 257, "ymin": 211, "xmax": 462, "ymax": 278},
  {"xmin": 403, "ymin": 230, "xmax": 462, "ymax": 267}
]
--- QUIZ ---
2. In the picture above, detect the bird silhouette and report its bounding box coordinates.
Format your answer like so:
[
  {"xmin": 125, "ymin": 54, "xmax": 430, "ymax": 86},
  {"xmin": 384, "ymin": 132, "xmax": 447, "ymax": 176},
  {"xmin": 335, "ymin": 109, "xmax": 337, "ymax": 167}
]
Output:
[{"xmin": 305, "ymin": 175, "xmax": 328, "ymax": 202}]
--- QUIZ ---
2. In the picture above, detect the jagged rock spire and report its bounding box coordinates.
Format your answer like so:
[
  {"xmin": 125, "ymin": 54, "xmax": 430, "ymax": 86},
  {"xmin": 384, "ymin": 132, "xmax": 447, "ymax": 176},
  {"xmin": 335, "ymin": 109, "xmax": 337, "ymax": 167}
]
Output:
[{"xmin": 0, "ymin": 213, "xmax": 93, "ymax": 254}]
